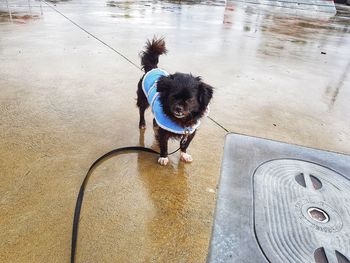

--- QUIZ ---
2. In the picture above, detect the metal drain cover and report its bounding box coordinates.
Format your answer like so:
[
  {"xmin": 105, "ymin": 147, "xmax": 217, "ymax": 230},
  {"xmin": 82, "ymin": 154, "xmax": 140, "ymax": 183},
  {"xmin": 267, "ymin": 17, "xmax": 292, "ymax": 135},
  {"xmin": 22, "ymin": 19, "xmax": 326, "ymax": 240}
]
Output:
[
  {"xmin": 255, "ymin": 160, "xmax": 350, "ymax": 263},
  {"xmin": 208, "ymin": 134, "xmax": 350, "ymax": 263}
]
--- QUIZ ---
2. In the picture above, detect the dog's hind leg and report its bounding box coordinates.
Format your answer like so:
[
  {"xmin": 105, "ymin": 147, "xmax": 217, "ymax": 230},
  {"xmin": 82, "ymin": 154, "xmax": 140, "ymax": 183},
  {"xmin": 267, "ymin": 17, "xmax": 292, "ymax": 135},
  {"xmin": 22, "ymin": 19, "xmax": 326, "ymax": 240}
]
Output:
[
  {"xmin": 137, "ymin": 80, "xmax": 149, "ymax": 129},
  {"xmin": 138, "ymin": 107, "xmax": 147, "ymax": 129}
]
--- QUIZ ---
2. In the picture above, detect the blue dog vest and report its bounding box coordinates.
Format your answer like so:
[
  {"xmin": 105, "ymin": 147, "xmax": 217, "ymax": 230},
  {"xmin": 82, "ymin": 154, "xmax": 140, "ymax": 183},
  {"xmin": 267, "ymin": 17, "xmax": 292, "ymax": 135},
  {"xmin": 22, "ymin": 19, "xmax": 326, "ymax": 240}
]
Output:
[{"xmin": 142, "ymin": 68, "xmax": 200, "ymax": 135}]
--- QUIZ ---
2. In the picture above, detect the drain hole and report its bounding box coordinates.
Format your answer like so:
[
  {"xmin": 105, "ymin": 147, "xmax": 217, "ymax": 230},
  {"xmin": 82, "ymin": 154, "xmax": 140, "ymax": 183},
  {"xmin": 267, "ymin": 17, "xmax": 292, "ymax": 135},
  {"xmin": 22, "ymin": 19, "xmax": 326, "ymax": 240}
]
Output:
[
  {"xmin": 295, "ymin": 173, "xmax": 306, "ymax": 187},
  {"xmin": 314, "ymin": 247, "xmax": 328, "ymax": 263},
  {"xmin": 295, "ymin": 173, "xmax": 323, "ymax": 190},
  {"xmin": 310, "ymin": 175, "xmax": 322, "ymax": 190},
  {"xmin": 336, "ymin": 251, "xmax": 350, "ymax": 263},
  {"xmin": 308, "ymin": 207, "xmax": 329, "ymax": 223}
]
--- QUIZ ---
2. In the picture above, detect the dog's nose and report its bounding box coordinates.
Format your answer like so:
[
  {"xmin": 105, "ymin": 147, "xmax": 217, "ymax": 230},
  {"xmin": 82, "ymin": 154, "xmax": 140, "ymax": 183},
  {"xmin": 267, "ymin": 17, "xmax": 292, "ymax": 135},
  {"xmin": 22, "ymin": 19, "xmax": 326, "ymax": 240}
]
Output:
[{"xmin": 175, "ymin": 106, "xmax": 183, "ymax": 113}]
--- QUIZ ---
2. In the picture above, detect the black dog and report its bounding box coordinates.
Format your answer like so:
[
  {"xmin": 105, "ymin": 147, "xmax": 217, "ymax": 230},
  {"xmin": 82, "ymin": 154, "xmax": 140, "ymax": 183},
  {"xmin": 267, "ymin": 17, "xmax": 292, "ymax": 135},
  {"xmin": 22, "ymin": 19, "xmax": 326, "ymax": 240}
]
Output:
[{"xmin": 137, "ymin": 38, "xmax": 213, "ymax": 166}]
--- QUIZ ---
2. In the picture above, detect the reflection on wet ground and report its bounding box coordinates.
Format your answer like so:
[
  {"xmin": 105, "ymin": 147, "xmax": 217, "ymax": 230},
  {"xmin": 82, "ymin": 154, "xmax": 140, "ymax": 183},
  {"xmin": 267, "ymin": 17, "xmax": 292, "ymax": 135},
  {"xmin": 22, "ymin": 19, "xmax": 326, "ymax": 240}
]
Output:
[
  {"xmin": 106, "ymin": 0, "xmax": 225, "ymax": 9},
  {"xmin": 223, "ymin": 2, "xmax": 349, "ymax": 59},
  {"xmin": 0, "ymin": 0, "xmax": 44, "ymax": 23},
  {"xmin": 0, "ymin": 11, "xmax": 40, "ymax": 23},
  {"xmin": 106, "ymin": 0, "xmax": 225, "ymax": 19},
  {"xmin": 46, "ymin": 0, "xmax": 71, "ymax": 3},
  {"xmin": 103, "ymin": 0, "xmax": 350, "ymax": 38},
  {"xmin": 221, "ymin": 2, "xmax": 349, "ymax": 112},
  {"xmin": 224, "ymin": 2, "xmax": 350, "ymax": 33},
  {"xmin": 324, "ymin": 59, "xmax": 350, "ymax": 110},
  {"xmin": 336, "ymin": 3, "xmax": 350, "ymax": 17}
]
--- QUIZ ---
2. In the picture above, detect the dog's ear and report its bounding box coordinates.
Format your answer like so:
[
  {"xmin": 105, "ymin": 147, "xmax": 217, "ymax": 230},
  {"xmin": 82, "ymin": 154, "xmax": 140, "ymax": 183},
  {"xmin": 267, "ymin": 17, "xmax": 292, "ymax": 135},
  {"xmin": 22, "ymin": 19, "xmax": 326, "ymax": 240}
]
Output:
[
  {"xmin": 198, "ymin": 82, "xmax": 213, "ymax": 106},
  {"xmin": 156, "ymin": 75, "xmax": 174, "ymax": 92}
]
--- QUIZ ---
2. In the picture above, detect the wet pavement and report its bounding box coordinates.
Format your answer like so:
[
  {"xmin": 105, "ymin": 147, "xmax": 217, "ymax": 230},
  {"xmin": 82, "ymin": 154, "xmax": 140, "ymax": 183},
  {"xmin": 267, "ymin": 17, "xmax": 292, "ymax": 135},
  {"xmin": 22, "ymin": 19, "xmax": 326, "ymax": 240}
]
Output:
[{"xmin": 0, "ymin": 0, "xmax": 349, "ymax": 262}]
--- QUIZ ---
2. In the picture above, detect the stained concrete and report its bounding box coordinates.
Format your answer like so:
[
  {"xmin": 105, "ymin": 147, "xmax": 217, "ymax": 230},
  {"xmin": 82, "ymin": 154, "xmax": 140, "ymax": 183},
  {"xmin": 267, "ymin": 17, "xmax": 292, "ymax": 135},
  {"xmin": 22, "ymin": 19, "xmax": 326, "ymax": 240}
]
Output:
[{"xmin": 0, "ymin": 0, "xmax": 349, "ymax": 262}]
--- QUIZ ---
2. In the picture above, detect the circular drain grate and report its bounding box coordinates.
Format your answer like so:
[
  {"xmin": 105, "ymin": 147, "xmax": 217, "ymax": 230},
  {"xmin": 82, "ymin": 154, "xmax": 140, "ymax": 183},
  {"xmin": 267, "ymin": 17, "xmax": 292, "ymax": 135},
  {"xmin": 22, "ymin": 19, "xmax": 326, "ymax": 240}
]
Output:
[{"xmin": 254, "ymin": 159, "xmax": 350, "ymax": 263}]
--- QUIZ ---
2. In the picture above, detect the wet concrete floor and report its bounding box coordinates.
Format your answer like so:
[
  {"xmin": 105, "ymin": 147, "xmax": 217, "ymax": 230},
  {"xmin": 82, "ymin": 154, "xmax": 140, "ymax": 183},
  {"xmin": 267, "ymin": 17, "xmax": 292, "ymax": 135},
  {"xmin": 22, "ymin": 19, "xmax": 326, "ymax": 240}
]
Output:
[{"xmin": 0, "ymin": 0, "xmax": 349, "ymax": 262}]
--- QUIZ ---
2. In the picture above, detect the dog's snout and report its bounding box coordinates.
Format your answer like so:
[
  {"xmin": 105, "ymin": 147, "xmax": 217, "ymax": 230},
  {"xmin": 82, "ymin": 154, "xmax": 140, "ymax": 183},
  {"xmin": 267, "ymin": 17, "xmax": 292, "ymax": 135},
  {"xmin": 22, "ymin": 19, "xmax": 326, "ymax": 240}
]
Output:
[{"xmin": 175, "ymin": 106, "xmax": 183, "ymax": 113}]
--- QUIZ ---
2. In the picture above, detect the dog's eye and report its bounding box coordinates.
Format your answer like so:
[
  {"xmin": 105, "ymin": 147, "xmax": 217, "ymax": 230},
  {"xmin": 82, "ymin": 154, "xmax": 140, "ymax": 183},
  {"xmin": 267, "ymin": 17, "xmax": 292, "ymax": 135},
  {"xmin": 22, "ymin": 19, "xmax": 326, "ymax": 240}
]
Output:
[{"xmin": 186, "ymin": 98, "xmax": 195, "ymax": 103}]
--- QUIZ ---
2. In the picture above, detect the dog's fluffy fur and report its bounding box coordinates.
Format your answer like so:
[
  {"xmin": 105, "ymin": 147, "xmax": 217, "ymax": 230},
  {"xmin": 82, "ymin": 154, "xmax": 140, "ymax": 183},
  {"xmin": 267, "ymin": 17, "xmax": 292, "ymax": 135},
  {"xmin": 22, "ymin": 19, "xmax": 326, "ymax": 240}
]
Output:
[{"xmin": 137, "ymin": 37, "xmax": 213, "ymax": 165}]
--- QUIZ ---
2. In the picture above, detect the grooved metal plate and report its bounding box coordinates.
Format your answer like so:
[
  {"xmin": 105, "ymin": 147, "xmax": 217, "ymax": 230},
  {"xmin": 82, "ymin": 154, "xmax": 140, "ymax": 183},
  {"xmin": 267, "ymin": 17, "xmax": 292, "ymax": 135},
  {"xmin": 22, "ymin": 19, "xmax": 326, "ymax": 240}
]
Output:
[
  {"xmin": 207, "ymin": 134, "xmax": 350, "ymax": 263},
  {"xmin": 254, "ymin": 160, "xmax": 350, "ymax": 263}
]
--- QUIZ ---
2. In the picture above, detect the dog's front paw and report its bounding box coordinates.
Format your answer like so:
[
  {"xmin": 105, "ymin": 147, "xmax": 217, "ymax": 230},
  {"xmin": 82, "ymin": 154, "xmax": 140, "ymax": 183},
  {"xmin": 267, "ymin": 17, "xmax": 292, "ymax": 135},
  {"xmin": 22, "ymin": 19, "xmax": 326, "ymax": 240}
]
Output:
[
  {"xmin": 180, "ymin": 152, "xmax": 193, "ymax": 163},
  {"xmin": 158, "ymin": 157, "xmax": 169, "ymax": 166}
]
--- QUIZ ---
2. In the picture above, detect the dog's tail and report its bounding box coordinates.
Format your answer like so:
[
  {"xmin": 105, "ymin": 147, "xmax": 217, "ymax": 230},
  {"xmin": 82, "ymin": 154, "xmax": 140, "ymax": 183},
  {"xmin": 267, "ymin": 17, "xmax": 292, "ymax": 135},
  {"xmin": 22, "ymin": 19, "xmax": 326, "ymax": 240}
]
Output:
[{"xmin": 140, "ymin": 37, "xmax": 167, "ymax": 72}]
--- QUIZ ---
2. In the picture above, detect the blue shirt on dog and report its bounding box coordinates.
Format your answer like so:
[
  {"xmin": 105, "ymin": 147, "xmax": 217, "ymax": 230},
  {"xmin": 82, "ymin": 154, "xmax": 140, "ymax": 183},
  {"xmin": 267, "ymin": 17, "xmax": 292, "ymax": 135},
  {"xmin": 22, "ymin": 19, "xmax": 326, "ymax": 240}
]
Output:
[{"xmin": 142, "ymin": 68, "xmax": 200, "ymax": 135}]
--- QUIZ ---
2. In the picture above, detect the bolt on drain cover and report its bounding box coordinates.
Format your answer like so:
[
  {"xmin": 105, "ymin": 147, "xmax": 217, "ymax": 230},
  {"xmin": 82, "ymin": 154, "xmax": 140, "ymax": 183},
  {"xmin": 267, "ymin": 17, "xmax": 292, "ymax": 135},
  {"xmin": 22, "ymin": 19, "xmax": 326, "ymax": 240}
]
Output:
[{"xmin": 208, "ymin": 134, "xmax": 350, "ymax": 263}]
